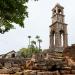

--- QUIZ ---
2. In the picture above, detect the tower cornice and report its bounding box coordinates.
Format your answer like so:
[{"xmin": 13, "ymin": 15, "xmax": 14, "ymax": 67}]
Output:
[
  {"xmin": 51, "ymin": 14, "xmax": 65, "ymax": 18},
  {"xmin": 49, "ymin": 21, "xmax": 67, "ymax": 27}
]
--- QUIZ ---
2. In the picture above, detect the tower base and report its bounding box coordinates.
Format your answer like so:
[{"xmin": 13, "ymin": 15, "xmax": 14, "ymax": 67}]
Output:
[{"xmin": 50, "ymin": 47, "xmax": 64, "ymax": 53}]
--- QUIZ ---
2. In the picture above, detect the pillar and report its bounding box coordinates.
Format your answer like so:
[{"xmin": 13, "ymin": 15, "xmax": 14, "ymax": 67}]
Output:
[
  {"xmin": 50, "ymin": 33, "xmax": 54, "ymax": 48},
  {"xmin": 55, "ymin": 32, "xmax": 61, "ymax": 48},
  {"xmin": 63, "ymin": 33, "xmax": 68, "ymax": 48},
  {"xmin": 63, "ymin": 25, "xmax": 68, "ymax": 48}
]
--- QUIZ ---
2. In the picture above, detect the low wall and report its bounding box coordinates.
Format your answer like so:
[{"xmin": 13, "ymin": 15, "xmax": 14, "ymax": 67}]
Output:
[{"xmin": 0, "ymin": 58, "xmax": 26, "ymax": 66}]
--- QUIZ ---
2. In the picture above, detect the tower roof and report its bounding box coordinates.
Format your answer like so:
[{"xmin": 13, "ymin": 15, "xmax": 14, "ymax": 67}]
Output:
[{"xmin": 52, "ymin": 3, "xmax": 64, "ymax": 11}]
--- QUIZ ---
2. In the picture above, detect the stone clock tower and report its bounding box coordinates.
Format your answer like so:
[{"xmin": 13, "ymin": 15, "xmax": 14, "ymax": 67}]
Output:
[{"xmin": 49, "ymin": 4, "xmax": 68, "ymax": 52}]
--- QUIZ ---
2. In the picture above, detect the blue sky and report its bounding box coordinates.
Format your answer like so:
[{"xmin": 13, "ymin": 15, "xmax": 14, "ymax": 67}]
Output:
[{"xmin": 0, "ymin": 0, "xmax": 75, "ymax": 54}]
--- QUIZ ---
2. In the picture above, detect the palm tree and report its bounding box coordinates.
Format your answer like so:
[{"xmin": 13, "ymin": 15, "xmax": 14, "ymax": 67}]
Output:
[
  {"xmin": 35, "ymin": 35, "xmax": 40, "ymax": 40},
  {"xmin": 35, "ymin": 35, "xmax": 40, "ymax": 48},
  {"xmin": 31, "ymin": 40, "xmax": 37, "ymax": 54},
  {"xmin": 31, "ymin": 40, "xmax": 36, "ymax": 46},
  {"xmin": 38, "ymin": 39, "xmax": 42, "ymax": 51},
  {"xmin": 28, "ymin": 35, "xmax": 31, "ymax": 48}
]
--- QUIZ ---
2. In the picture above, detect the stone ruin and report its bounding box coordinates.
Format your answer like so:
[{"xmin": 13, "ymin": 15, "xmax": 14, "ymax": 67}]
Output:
[
  {"xmin": 0, "ymin": 3, "xmax": 75, "ymax": 75},
  {"xmin": 24, "ymin": 47, "xmax": 75, "ymax": 75},
  {"xmin": 23, "ymin": 3, "xmax": 75, "ymax": 75}
]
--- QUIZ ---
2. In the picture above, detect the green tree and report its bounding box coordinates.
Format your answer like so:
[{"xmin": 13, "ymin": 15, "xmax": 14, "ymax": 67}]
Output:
[
  {"xmin": 19, "ymin": 43, "xmax": 41, "ymax": 58},
  {"xmin": 0, "ymin": 0, "xmax": 28, "ymax": 33},
  {"xmin": 19, "ymin": 48, "xmax": 32, "ymax": 58},
  {"xmin": 18, "ymin": 36, "xmax": 42, "ymax": 58},
  {"xmin": 0, "ymin": 0, "xmax": 38, "ymax": 34}
]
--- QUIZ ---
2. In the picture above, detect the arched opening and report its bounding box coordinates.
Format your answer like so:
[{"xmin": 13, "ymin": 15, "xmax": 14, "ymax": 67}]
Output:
[
  {"xmin": 53, "ymin": 9, "xmax": 56, "ymax": 15},
  {"xmin": 11, "ymin": 53, "xmax": 15, "ymax": 58},
  {"xmin": 58, "ymin": 9, "xmax": 62, "ymax": 14}
]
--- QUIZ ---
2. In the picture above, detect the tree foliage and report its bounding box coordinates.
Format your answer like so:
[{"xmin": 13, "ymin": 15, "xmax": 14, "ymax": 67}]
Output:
[
  {"xmin": 0, "ymin": 0, "xmax": 28, "ymax": 33},
  {"xmin": 19, "ymin": 45, "xmax": 41, "ymax": 58}
]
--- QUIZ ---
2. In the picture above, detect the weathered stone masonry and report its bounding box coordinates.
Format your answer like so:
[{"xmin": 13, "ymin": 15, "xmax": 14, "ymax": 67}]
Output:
[{"xmin": 49, "ymin": 4, "xmax": 68, "ymax": 52}]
